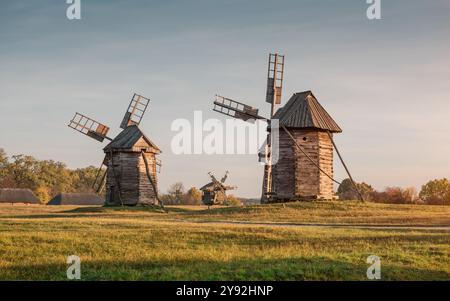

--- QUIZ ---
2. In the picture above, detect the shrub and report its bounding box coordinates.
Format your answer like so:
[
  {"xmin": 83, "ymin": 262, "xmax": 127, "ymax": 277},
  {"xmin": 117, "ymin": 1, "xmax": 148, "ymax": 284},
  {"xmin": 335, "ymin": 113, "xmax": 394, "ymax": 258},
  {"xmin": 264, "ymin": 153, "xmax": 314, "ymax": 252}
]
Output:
[{"xmin": 223, "ymin": 194, "xmax": 242, "ymax": 206}]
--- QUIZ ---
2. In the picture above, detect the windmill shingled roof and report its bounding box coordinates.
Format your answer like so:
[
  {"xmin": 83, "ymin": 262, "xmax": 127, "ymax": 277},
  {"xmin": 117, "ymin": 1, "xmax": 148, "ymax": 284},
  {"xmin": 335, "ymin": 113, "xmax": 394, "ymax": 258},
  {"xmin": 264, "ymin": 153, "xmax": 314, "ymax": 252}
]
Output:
[
  {"xmin": 103, "ymin": 125, "xmax": 161, "ymax": 152},
  {"xmin": 273, "ymin": 91, "xmax": 342, "ymax": 133}
]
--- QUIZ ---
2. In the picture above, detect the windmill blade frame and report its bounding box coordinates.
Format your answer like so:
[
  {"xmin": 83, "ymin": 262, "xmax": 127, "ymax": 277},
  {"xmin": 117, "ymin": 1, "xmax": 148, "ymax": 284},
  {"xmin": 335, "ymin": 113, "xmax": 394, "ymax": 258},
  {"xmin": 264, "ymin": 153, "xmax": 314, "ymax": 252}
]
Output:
[
  {"xmin": 220, "ymin": 170, "xmax": 229, "ymax": 183},
  {"xmin": 266, "ymin": 53, "xmax": 285, "ymax": 106},
  {"xmin": 120, "ymin": 93, "xmax": 150, "ymax": 129},
  {"xmin": 213, "ymin": 95, "xmax": 266, "ymax": 122},
  {"xmin": 68, "ymin": 112, "xmax": 111, "ymax": 142}
]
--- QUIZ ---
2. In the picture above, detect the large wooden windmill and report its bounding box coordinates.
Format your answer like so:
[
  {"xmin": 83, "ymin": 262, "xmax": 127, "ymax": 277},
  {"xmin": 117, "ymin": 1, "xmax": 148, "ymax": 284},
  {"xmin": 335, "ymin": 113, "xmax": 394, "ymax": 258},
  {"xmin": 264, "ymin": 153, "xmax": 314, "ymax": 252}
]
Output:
[
  {"xmin": 68, "ymin": 93, "xmax": 162, "ymax": 207},
  {"xmin": 213, "ymin": 53, "xmax": 362, "ymax": 203}
]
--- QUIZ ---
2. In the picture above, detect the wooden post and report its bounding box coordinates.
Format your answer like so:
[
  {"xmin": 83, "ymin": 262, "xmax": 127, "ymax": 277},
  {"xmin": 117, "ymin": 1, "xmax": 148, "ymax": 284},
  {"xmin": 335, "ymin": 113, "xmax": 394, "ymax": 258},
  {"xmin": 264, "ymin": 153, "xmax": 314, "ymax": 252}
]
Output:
[
  {"xmin": 109, "ymin": 151, "xmax": 124, "ymax": 206},
  {"xmin": 141, "ymin": 151, "xmax": 166, "ymax": 212},
  {"xmin": 326, "ymin": 131, "xmax": 365, "ymax": 202}
]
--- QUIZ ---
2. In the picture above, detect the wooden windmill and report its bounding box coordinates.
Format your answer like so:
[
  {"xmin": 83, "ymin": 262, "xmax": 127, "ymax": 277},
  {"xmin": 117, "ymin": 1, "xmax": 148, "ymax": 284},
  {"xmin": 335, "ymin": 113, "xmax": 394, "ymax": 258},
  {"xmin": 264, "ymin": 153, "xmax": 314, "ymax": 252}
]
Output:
[
  {"xmin": 199, "ymin": 171, "xmax": 236, "ymax": 206},
  {"xmin": 68, "ymin": 93, "xmax": 163, "ymax": 207},
  {"xmin": 213, "ymin": 54, "xmax": 362, "ymax": 203}
]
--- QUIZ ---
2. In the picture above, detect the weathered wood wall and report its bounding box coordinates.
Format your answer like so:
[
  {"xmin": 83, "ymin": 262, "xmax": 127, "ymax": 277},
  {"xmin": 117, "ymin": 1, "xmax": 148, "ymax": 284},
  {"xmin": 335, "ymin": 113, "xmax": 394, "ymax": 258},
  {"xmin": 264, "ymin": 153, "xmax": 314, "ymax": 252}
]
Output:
[
  {"xmin": 293, "ymin": 130, "xmax": 321, "ymax": 198},
  {"xmin": 269, "ymin": 129, "xmax": 334, "ymax": 201},
  {"xmin": 105, "ymin": 150, "xmax": 158, "ymax": 206},
  {"xmin": 105, "ymin": 152, "xmax": 139, "ymax": 205},
  {"xmin": 317, "ymin": 131, "xmax": 334, "ymax": 199},
  {"xmin": 138, "ymin": 152, "xmax": 158, "ymax": 204},
  {"xmin": 271, "ymin": 130, "xmax": 296, "ymax": 199}
]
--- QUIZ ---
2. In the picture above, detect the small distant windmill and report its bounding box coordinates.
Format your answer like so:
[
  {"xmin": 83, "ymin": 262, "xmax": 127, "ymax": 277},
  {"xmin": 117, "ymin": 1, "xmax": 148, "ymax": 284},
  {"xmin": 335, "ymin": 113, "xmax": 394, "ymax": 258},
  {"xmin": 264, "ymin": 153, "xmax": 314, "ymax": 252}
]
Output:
[
  {"xmin": 212, "ymin": 53, "xmax": 363, "ymax": 203},
  {"xmin": 200, "ymin": 171, "xmax": 236, "ymax": 207},
  {"xmin": 68, "ymin": 93, "xmax": 163, "ymax": 207}
]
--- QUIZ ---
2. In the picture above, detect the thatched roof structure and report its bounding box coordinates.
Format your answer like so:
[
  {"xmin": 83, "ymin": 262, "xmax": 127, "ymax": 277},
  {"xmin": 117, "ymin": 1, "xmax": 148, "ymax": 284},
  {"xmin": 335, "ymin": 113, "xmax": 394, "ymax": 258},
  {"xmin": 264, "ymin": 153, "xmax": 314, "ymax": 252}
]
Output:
[
  {"xmin": 273, "ymin": 91, "xmax": 342, "ymax": 133},
  {"xmin": 47, "ymin": 193, "xmax": 104, "ymax": 205},
  {"xmin": 0, "ymin": 188, "xmax": 40, "ymax": 204}
]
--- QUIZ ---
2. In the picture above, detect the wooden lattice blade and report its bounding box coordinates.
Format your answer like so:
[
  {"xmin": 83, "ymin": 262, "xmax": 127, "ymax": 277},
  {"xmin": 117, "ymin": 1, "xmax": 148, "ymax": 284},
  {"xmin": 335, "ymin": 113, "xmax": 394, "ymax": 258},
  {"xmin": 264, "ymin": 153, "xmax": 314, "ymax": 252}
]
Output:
[
  {"xmin": 120, "ymin": 93, "xmax": 150, "ymax": 129},
  {"xmin": 68, "ymin": 112, "xmax": 110, "ymax": 142}
]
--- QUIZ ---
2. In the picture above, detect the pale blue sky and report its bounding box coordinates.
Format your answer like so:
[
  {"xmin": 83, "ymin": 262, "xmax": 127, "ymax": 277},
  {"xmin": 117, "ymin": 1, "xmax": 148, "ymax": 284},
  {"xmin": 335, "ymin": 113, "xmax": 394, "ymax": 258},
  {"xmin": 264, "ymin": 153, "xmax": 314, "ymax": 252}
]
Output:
[{"xmin": 1, "ymin": 0, "xmax": 449, "ymax": 197}]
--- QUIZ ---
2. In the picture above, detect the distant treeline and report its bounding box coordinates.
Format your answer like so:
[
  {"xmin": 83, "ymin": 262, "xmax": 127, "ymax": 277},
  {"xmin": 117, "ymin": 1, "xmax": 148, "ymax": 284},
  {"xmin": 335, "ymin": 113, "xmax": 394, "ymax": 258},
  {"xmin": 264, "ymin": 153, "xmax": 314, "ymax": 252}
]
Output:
[
  {"xmin": 0, "ymin": 149, "xmax": 98, "ymax": 203},
  {"xmin": 0, "ymin": 149, "xmax": 242, "ymax": 205},
  {"xmin": 1, "ymin": 149, "xmax": 448, "ymax": 205},
  {"xmin": 338, "ymin": 178, "xmax": 450, "ymax": 205}
]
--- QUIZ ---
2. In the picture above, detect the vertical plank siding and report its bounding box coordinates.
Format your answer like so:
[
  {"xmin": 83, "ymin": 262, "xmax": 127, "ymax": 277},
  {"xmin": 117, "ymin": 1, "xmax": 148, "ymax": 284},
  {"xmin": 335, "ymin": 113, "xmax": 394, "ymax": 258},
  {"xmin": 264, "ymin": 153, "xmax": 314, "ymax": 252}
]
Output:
[
  {"xmin": 105, "ymin": 151, "xmax": 158, "ymax": 206},
  {"xmin": 269, "ymin": 129, "xmax": 334, "ymax": 202}
]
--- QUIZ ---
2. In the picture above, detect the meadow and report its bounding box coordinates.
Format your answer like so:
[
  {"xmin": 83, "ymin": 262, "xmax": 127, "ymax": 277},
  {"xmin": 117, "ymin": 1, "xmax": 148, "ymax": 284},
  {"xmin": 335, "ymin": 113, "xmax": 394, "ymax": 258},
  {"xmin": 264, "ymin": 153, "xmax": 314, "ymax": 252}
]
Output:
[{"xmin": 0, "ymin": 201, "xmax": 449, "ymax": 280}]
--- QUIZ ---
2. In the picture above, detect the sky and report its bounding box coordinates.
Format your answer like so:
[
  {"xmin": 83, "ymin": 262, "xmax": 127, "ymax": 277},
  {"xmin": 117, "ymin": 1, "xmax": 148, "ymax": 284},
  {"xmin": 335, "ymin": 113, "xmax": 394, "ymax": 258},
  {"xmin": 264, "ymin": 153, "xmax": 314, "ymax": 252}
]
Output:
[{"xmin": 0, "ymin": 0, "xmax": 449, "ymax": 198}]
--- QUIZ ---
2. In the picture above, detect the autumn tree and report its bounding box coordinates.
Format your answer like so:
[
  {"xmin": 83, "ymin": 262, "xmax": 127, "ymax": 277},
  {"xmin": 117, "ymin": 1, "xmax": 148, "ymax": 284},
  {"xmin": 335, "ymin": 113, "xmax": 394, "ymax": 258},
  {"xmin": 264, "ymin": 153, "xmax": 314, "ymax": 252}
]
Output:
[
  {"xmin": 0, "ymin": 148, "xmax": 15, "ymax": 187},
  {"xmin": 337, "ymin": 178, "xmax": 374, "ymax": 201},
  {"xmin": 0, "ymin": 149, "xmax": 105, "ymax": 202},
  {"xmin": 71, "ymin": 166, "xmax": 99, "ymax": 193},
  {"xmin": 185, "ymin": 187, "xmax": 202, "ymax": 205},
  {"xmin": 419, "ymin": 178, "xmax": 450, "ymax": 205}
]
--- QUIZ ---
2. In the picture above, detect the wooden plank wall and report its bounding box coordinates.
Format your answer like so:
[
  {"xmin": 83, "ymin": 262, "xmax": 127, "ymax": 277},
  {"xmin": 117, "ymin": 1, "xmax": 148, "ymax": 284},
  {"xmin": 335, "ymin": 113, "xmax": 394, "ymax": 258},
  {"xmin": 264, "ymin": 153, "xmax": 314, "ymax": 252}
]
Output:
[
  {"xmin": 138, "ymin": 152, "xmax": 158, "ymax": 204},
  {"xmin": 105, "ymin": 152, "xmax": 140, "ymax": 205},
  {"xmin": 272, "ymin": 130, "xmax": 296, "ymax": 199},
  {"xmin": 271, "ymin": 129, "xmax": 334, "ymax": 201},
  {"xmin": 293, "ymin": 130, "xmax": 320, "ymax": 198},
  {"xmin": 318, "ymin": 132, "xmax": 334, "ymax": 199}
]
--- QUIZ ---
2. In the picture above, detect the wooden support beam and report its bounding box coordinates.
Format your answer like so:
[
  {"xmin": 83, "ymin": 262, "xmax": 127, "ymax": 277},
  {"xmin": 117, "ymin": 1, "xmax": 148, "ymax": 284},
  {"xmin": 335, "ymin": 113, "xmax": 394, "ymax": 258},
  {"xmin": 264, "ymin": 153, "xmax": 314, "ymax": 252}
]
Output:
[{"xmin": 326, "ymin": 131, "xmax": 365, "ymax": 202}]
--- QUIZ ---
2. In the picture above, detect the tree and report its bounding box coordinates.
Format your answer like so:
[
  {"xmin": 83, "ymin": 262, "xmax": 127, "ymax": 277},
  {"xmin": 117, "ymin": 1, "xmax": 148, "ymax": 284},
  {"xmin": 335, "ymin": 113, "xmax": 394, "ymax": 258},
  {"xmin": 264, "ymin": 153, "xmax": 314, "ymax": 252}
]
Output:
[
  {"xmin": 71, "ymin": 166, "xmax": 98, "ymax": 193},
  {"xmin": 383, "ymin": 187, "xmax": 406, "ymax": 204},
  {"xmin": 8, "ymin": 155, "xmax": 39, "ymax": 190},
  {"xmin": 35, "ymin": 186, "xmax": 51, "ymax": 204},
  {"xmin": 419, "ymin": 178, "xmax": 450, "ymax": 205},
  {"xmin": 0, "ymin": 148, "xmax": 15, "ymax": 188},
  {"xmin": 185, "ymin": 187, "xmax": 202, "ymax": 205},
  {"xmin": 0, "ymin": 148, "xmax": 7, "ymax": 168},
  {"xmin": 0, "ymin": 149, "xmax": 105, "ymax": 198},
  {"xmin": 167, "ymin": 182, "xmax": 185, "ymax": 204},
  {"xmin": 402, "ymin": 187, "xmax": 418, "ymax": 204},
  {"xmin": 337, "ymin": 178, "xmax": 374, "ymax": 201}
]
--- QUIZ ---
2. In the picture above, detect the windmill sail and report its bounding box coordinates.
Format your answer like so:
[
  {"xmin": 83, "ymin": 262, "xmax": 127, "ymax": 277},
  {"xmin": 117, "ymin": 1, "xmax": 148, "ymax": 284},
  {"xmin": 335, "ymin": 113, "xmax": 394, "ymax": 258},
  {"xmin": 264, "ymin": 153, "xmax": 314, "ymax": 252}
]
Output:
[
  {"xmin": 266, "ymin": 53, "xmax": 285, "ymax": 106},
  {"xmin": 120, "ymin": 93, "xmax": 150, "ymax": 129},
  {"xmin": 213, "ymin": 95, "xmax": 265, "ymax": 122},
  {"xmin": 68, "ymin": 112, "xmax": 111, "ymax": 142}
]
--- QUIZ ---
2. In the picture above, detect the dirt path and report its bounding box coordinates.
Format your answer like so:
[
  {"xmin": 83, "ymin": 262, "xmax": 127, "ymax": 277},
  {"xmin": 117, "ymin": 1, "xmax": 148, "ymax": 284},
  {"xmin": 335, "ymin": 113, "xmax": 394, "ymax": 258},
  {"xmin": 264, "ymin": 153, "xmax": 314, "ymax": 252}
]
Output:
[{"xmin": 196, "ymin": 220, "xmax": 450, "ymax": 230}]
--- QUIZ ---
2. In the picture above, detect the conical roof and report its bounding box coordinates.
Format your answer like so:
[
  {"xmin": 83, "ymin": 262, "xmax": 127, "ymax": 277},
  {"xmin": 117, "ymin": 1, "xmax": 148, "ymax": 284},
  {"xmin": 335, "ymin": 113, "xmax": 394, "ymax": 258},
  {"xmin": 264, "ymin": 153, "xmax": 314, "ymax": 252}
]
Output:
[
  {"xmin": 103, "ymin": 125, "xmax": 161, "ymax": 152},
  {"xmin": 273, "ymin": 91, "xmax": 342, "ymax": 133}
]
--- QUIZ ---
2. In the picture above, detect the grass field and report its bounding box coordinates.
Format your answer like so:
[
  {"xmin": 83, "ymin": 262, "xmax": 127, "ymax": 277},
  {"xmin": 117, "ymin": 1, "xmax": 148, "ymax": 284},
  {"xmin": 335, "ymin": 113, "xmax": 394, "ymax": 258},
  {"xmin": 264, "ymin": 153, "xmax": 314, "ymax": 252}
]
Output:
[{"xmin": 0, "ymin": 201, "xmax": 449, "ymax": 280}]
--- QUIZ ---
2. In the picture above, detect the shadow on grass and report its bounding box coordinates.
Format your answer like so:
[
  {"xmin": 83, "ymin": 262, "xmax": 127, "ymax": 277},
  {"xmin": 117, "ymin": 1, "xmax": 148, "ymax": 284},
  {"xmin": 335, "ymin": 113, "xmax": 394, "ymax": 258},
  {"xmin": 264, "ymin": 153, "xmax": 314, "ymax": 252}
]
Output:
[
  {"xmin": 0, "ymin": 206, "xmax": 168, "ymax": 219},
  {"xmin": 66, "ymin": 205, "xmax": 166, "ymax": 214},
  {"xmin": 2, "ymin": 257, "xmax": 449, "ymax": 281}
]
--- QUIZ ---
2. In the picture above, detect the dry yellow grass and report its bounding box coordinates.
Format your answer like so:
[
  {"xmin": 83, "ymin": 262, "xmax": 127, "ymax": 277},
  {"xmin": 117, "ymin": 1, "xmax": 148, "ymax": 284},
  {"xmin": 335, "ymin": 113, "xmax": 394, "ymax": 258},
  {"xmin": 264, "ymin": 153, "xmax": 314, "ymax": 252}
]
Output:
[{"xmin": 0, "ymin": 202, "xmax": 449, "ymax": 280}]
